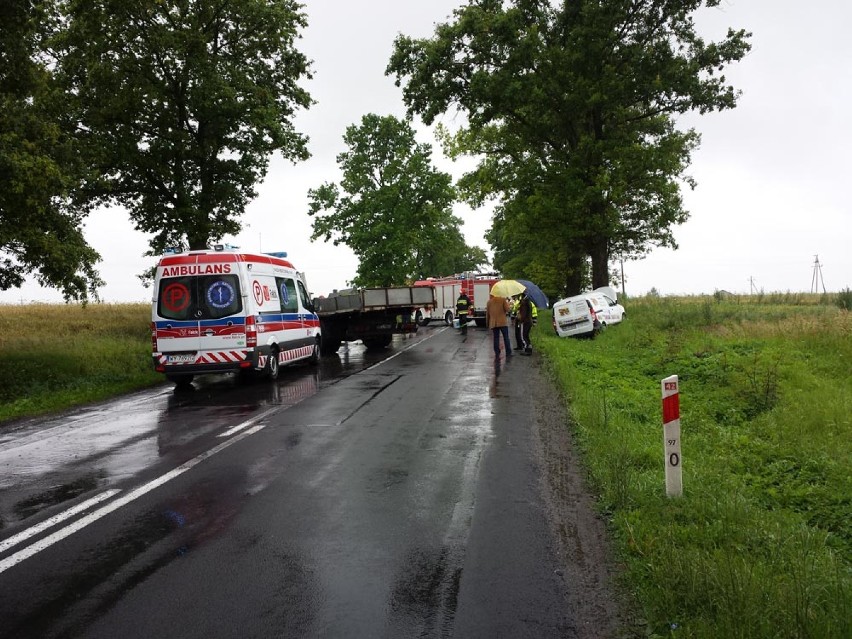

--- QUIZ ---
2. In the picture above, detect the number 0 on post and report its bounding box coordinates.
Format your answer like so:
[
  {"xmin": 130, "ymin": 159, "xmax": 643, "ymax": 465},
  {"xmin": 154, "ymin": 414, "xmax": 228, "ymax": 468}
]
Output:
[{"xmin": 661, "ymin": 375, "xmax": 683, "ymax": 497}]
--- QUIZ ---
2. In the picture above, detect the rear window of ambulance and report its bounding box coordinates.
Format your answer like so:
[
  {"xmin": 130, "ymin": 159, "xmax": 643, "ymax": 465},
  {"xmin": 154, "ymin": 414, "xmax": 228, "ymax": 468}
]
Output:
[{"xmin": 157, "ymin": 274, "xmax": 243, "ymax": 321}]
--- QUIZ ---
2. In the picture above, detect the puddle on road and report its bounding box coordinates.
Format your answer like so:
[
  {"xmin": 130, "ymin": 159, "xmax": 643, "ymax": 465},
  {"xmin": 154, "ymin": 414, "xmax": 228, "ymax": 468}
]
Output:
[{"xmin": 13, "ymin": 474, "xmax": 103, "ymax": 520}]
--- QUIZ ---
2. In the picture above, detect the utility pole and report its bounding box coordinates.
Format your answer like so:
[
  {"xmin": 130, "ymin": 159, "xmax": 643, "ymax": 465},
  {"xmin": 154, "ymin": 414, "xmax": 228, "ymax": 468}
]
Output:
[
  {"xmin": 620, "ymin": 255, "xmax": 626, "ymax": 298},
  {"xmin": 811, "ymin": 255, "xmax": 826, "ymax": 294},
  {"xmin": 748, "ymin": 276, "xmax": 757, "ymax": 295}
]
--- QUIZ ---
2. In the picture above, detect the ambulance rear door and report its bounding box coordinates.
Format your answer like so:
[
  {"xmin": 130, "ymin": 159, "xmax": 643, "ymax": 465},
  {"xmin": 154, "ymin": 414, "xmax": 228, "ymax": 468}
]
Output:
[{"xmin": 154, "ymin": 267, "xmax": 246, "ymax": 363}]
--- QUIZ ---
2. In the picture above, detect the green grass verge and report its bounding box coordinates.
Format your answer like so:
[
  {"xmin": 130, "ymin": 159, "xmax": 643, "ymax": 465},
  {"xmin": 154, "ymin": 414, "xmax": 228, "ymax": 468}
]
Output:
[
  {"xmin": 534, "ymin": 297, "xmax": 850, "ymax": 638},
  {"xmin": 0, "ymin": 303, "xmax": 162, "ymax": 423}
]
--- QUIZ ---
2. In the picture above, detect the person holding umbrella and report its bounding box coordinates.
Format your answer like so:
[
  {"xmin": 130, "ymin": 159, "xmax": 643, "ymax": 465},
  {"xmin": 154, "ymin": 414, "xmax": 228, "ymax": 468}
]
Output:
[
  {"xmin": 517, "ymin": 292, "xmax": 534, "ymax": 355},
  {"xmin": 511, "ymin": 294, "xmax": 524, "ymax": 351},
  {"xmin": 486, "ymin": 292, "xmax": 512, "ymax": 357},
  {"xmin": 488, "ymin": 279, "xmax": 523, "ymax": 357}
]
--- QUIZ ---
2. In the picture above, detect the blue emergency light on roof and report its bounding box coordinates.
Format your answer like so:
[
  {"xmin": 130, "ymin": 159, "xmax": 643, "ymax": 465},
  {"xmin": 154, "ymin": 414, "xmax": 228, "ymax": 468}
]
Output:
[
  {"xmin": 163, "ymin": 247, "xmax": 180, "ymax": 255},
  {"xmin": 265, "ymin": 251, "xmax": 288, "ymax": 258},
  {"xmin": 212, "ymin": 244, "xmax": 239, "ymax": 251}
]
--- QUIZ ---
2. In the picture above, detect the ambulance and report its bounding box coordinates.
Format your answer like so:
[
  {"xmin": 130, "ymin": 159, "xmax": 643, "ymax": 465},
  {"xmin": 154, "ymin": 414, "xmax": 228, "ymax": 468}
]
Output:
[{"xmin": 151, "ymin": 246, "xmax": 321, "ymax": 386}]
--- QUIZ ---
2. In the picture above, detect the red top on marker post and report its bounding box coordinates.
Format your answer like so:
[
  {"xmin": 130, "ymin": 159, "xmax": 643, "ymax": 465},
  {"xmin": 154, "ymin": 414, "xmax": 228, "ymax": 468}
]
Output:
[{"xmin": 662, "ymin": 377, "xmax": 679, "ymax": 424}]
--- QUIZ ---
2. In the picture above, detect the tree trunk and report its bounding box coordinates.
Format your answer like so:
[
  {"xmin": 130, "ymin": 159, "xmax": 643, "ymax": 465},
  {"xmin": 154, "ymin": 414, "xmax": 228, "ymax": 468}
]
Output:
[
  {"xmin": 589, "ymin": 240, "xmax": 610, "ymax": 289},
  {"xmin": 564, "ymin": 254, "xmax": 584, "ymax": 296}
]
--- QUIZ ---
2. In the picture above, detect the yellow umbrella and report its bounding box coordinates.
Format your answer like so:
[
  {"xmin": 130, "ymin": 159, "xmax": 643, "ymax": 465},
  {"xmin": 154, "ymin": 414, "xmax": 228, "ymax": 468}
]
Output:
[{"xmin": 490, "ymin": 279, "xmax": 526, "ymax": 298}]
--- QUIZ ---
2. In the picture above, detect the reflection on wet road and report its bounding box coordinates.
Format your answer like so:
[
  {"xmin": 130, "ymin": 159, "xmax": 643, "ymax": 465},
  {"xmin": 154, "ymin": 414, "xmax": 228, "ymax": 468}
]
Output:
[{"xmin": 0, "ymin": 333, "xmax": 434, "ymax": 532}]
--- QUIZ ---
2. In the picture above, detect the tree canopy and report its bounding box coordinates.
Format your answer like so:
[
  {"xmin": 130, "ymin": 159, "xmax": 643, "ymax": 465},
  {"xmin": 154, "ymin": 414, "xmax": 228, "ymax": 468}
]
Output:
[
  {"xmin": 388, "ymin": 0, "xmax": 751, "ymax": 296},
  {"xmin": 308, "ymin": 114, "xmax": 487, "ymax": 288},
  {"xmin": 54, "ymin": 0, "xmax": 314, "ymax": 257},
  {"xmin": 0, "ymin": 0, "xmax": 102, "ymax": 302}
]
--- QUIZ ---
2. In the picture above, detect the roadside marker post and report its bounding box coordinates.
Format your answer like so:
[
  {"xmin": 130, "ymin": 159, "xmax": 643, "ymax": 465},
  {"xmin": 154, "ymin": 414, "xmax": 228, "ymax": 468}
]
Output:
[{"xmin": 661, "ymin": 375, "xmax": 683, "ymax": 497}]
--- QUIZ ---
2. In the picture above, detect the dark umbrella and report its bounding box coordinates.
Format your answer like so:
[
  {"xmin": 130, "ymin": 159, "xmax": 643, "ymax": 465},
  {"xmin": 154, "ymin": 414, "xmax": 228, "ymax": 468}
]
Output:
[{"xmin": 516, "ymin": 280, "xmax": 548, "ymax": 308}]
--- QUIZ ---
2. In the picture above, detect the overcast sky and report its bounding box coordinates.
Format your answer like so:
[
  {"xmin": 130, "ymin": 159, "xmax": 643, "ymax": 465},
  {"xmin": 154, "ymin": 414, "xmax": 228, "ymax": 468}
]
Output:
[{"xmin": 2, "ymin": 0, "xmax": 849, "ymax": 304}]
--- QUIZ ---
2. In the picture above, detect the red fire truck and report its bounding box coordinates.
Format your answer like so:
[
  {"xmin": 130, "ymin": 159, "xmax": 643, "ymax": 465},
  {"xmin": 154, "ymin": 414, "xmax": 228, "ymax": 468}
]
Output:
[{"xmin": 413, "ymin": 272, "xmax": 501, "ymax": 327}]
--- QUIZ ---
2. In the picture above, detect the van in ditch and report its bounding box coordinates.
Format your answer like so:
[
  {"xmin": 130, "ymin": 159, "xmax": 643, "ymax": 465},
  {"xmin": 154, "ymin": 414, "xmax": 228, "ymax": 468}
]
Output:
[
  {"xmin": 151, "ymin": 246, "xmax": 320, "ymax": 386},
  {"xmin": 552, "ymin": 293, "xmax": 604, "ymax": 338},
  {"xmin": 591, "ymin": 286, "xmax": 626, "ymax": 326},
  {"xmin": 552, "ymin": 288, "xmax": 626, "ymax": 338}
]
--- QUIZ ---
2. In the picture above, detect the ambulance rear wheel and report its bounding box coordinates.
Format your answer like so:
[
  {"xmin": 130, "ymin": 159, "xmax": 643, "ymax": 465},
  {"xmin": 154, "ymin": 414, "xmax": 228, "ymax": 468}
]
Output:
[
  {"xmin": 266, "ymin": 349, "xmax": 280, "ymax": 380},
  {"xmin": 166, "ymin": 374, "xmax": 194, "ymax": 388}
]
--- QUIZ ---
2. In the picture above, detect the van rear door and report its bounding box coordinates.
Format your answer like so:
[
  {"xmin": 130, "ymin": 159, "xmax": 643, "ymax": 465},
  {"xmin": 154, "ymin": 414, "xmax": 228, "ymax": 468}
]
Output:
[{"xmin": 155, "ymin": 273, "xmax": 245, "ymax": 361}]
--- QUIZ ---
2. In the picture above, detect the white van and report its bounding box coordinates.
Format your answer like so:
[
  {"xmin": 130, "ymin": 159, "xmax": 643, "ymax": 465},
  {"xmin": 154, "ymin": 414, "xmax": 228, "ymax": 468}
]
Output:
[
  {"xmin": 592, "ymin": 287, "xmax": 626, "ymax": 325},
  {"xmin": 151, "ymin": 246, "xmax": 320, "ymax": 386},
  {"xmin": 552, "ymin": 287, "xmax": 627, "ymax": 338},
  {"xmin": 552, "ymin": 293, "xmax": 604, "ymax": 338}
]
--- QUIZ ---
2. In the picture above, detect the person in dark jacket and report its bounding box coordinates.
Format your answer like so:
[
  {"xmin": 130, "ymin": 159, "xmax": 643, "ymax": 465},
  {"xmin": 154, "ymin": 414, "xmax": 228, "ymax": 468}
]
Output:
[
  {"xmin": 518, "ymin": 293, "xmax": 534, "ymax": 354},
  {"xmin": 511, "ymin": 295, "xmax": 524, "ymax": 350}
]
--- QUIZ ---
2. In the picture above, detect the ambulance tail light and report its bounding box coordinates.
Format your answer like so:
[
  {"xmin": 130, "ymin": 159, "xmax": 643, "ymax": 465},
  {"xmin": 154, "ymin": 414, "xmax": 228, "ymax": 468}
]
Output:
[
  {"xmin": 245, "ymin": 316, "xmax": 257, "ymax": 347},
  {"xmin": 150, "ymin": 322, "xmax": 158, "ymax": 353}
]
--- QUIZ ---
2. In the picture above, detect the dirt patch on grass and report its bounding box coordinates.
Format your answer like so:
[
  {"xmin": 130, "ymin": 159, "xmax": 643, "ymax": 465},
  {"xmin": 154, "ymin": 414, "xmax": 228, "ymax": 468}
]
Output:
[{"xmin": 529, "ymin": 357, "xmax": 645, "ymax": 638}]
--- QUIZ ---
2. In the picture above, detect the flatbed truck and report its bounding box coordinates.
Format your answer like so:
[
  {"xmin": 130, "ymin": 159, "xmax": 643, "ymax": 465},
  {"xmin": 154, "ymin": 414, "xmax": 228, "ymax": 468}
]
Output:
[{"xmin": 314, "ymin": 286, "xmax": 437, "ymax": 355}]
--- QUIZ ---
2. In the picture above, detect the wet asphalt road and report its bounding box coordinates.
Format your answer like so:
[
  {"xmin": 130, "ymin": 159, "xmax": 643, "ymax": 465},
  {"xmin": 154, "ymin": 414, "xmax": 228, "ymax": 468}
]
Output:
[{"xmin": 0, "ymin": 324, "xmax": 576, "ymax": 638}]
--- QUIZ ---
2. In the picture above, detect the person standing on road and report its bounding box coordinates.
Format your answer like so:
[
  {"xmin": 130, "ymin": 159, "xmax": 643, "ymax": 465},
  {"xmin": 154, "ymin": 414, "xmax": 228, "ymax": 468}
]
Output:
[
  {"xmin": 486, "ymin": 294, "xmax": 512, "ymax": 357},
  {"xmin": 518, "ymin": 292, "xmax": 534, "ymax": 355},
  {"xmin": 456, "ymin": 291, "xmax": 471, "ymax": 334},
  {"xmin": 511, "ymin": 295, "xmax": 524, "ymax": 351}
]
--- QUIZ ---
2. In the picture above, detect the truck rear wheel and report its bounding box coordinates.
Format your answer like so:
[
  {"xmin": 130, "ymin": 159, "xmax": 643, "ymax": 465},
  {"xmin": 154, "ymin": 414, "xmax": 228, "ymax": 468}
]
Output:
[
  {"xmin": 362, "ymin": 334, "xmax": 392, "ymax": 350},
  {"xmin": 320, "ymin": 335, "xmax": 341, "ymax": 355},
  {"xmin": 444, "ymin": 310, "xmax": 454, "ymax": 326}
]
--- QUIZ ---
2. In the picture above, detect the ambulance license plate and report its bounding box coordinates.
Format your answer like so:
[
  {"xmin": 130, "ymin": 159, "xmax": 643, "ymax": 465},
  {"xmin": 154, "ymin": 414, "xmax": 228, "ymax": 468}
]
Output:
[{"xmin": 167, "ymin": 353, "xmax": 196, "ymax": 364}]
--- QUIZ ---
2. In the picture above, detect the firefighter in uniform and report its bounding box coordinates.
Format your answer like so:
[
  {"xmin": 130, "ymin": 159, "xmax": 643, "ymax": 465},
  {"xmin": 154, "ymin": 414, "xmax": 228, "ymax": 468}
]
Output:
[{"xmin": 456, "ymin": 291, "xmax": 471, "ymax": 334}]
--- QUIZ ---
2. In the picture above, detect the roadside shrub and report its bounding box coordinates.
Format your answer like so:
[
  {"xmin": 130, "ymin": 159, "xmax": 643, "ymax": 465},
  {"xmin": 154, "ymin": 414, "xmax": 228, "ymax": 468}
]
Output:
[{"xmin": 835, "ymin": 287, "xmax": 852, "ymax": 311}]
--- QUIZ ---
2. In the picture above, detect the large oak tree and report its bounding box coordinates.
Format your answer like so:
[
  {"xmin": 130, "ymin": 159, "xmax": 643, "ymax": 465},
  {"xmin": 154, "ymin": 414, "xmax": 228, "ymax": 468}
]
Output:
[
  {"xmin": 308, "ymin": 114, "xmax": 487, "ymax": 288},
  {"xmin": 388, "ymin": 0, "xmax": 750, "ymax": 293},
  {"xmin": 0, "ymin": 0, "xmax": 102, "ymax": 301},
  {"xmin": 54, "ymin": 0, "xmax": 313, "ymax": 257}
]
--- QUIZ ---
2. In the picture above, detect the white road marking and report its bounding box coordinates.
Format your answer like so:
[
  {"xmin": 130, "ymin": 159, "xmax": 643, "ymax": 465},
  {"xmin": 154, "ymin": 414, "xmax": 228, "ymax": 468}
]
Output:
[
  {"xmin": 0, "ymin": 423, "xmax": 266, "ymax": 575},
  {"xmin": 218, "ymin": 407, "xmax": 279, "ymax": 438},
  {"xmin": 0, "ymin": 490, "xmax": 121, "ymax": 555},
  {"xmin": 363, "ymin": 327, "xmax": 447, "ymax": 373}
]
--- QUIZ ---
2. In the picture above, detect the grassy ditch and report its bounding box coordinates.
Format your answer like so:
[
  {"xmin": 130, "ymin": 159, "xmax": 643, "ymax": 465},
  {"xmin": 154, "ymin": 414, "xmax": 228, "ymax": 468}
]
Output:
[
  {"xmin": 535, "ymin": 296, "xmax": 851, "ymax": 638},
  {"xmin": 0, "ymin": 303, "xmax": 161, "ymax": 423}
]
